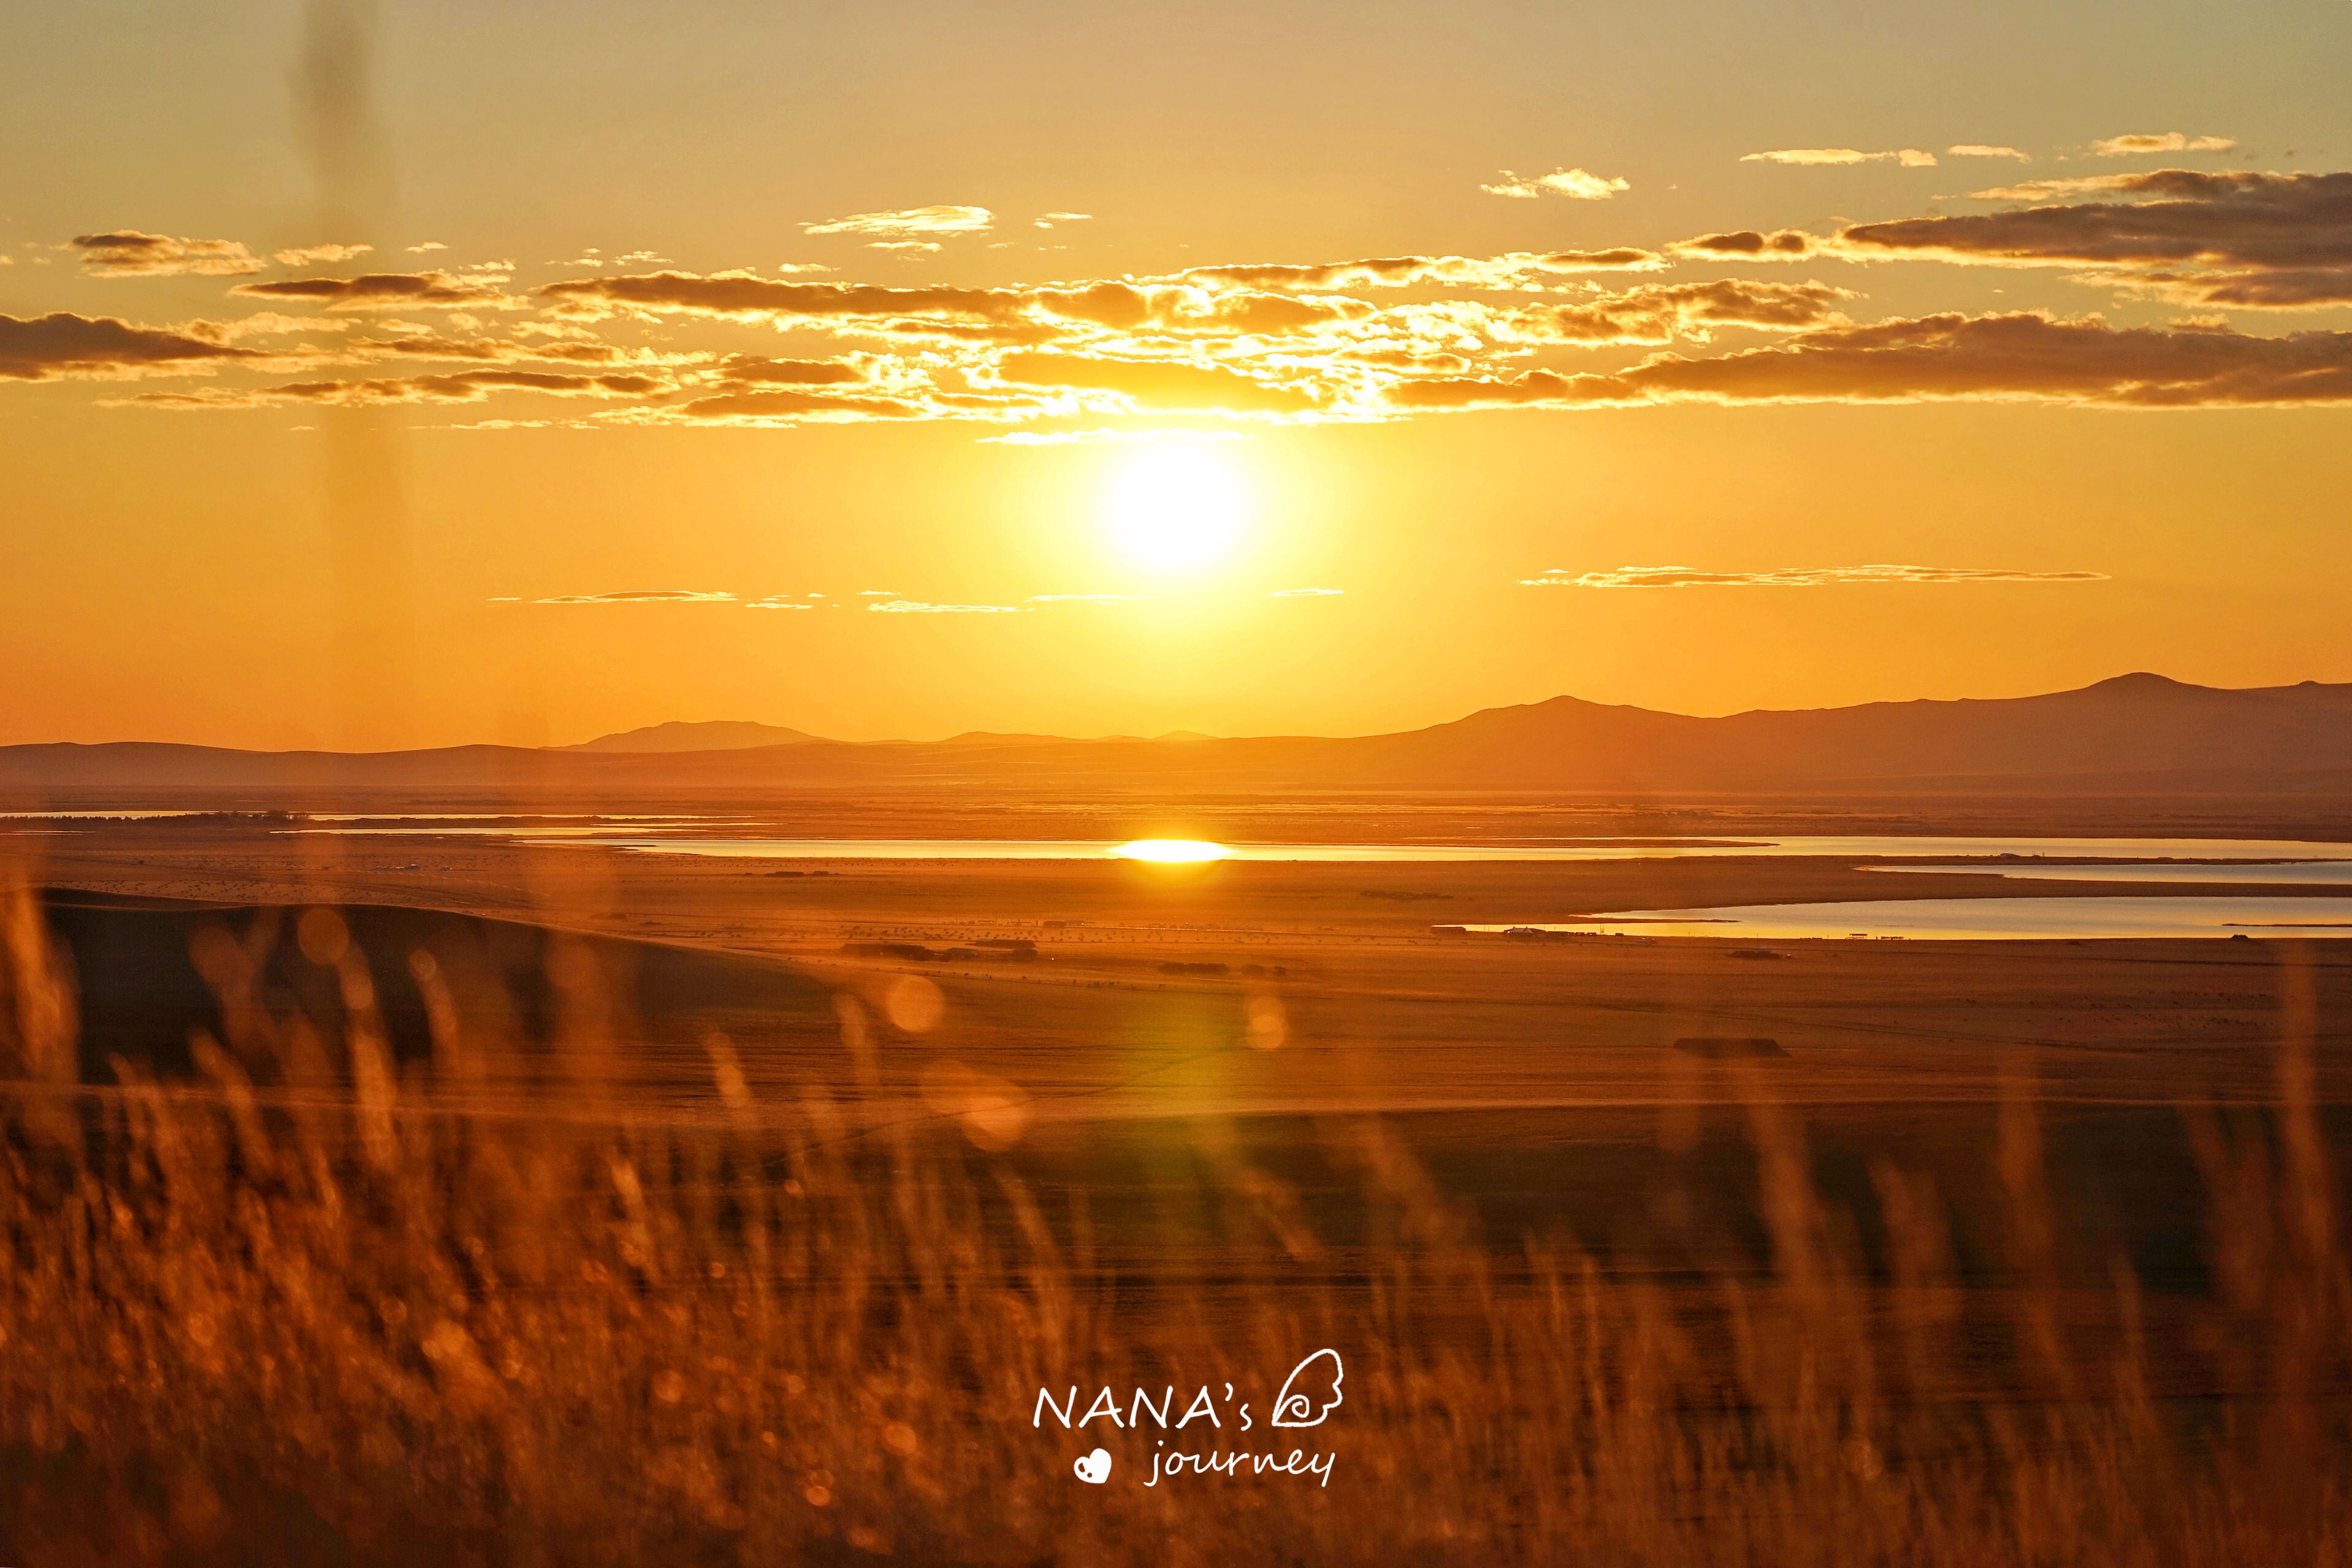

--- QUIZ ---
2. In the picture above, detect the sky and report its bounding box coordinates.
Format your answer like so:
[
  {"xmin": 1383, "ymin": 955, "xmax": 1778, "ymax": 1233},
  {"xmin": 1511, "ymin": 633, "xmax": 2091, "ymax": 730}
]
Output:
[{"xmin": 3, "ymin": 0, "xmax": 2350, "ymax": 750}]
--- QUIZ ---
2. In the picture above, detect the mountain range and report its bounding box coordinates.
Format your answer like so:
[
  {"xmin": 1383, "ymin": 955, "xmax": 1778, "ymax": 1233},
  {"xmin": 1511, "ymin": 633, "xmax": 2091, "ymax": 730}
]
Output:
[
  {"xmin": 562, "ymin": 720, "xmax": 821, "ymax": 752},
  {"xmin": 4, "ymin": 674, "xmax": 2349, "ymax": 795}
]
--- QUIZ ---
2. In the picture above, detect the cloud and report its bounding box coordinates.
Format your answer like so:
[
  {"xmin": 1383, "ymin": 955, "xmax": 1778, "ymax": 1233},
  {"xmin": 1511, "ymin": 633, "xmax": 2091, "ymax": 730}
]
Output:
[
  {"xmin": 40, "ymin": 181, "xmax": 2352, "ymax": 435},
  {"xmin": 1742, "ymin": 148, "xmax": 1938, "ymax": 167},
  {"xmin": 869, "ymin": 240, "xmax": 942, "ymax": 254},
  {"xmin": 1669, "ymin": 229, "xmax": 1835, "ymax": 261},
  {"xmin": 1035, "ymin": 212, "xmax": 1093, "ymax": 228},
  {"xmin": 660, "ymin": 388, "xmax": 926, "ymax": 422},
  {"xmin": 1174, "ymin": 249, "xmax": 1663, "ymax": 290},
  {"xmin": 71, "ymin": 230, "xmax": 263, "ymax": 277},
  {"xmin": 124, "ymin": 368, "xmax": 671, "ymax": 408},
  {"xmin": 272, "ymin": 242, "xmax": 373, "ymax": 266},
  {"xmin": 220, "ymin": 312, "xmax": 351, "ymax": 340},
  {"xmin": 231, "ymin": 270, "xmax": 524, "ymax": 311},
  {"xmin": 1842, "ymin": 171, "xmax": 2352, "ymax": 307},
  {"xmin": 1386, "ymin": 311, "xmax": 2352, "ymax": 411},
  {"xmin": 343, "ymin": 331, "xmax": 696, "ymax": 368},
  {"xmin": 1948, "ymin": 145, "xmax": 2031, "ymax": 162},
  {"xmin": 1480, "ymin": 168, "xmax": 1630, "ymax": 200},
  {"xmin": 1527, "ymin": 564, "xmax": 2109, "ymax": 588},
  {"xmin": 994, "ymin": 350, "xmax": 1321, "ymax": 414},
  {"xmin": 865, "ymin": 599, "xmax": 1025, "ymax": 613},
  {"xmin": 1958, "ymin": 175, "xmax": 2144, "ymax": 204},
  {"xmin": 407, "ymin": 241, "xmax": 447, "ymax": 252},
  {"xmin": 535, "ymin": 263, "xmax": 1715, "ymax": 387},
  {"xmin": 521, "ymin": 590, "xmax": 736, "ymax": 605},
  {"xmin": 1270, "ymin": 587, "xmax": 1344, "ymax": 596},
  {"xmin": 745, "ymin": 596, "xmax": 814, "ymax": 609},
  {"xmin": 708, "ymin": 355, "xmax": 866, "ymax": 386},
  {"xmin": 1502, "ymin": 280, "xmax": 1855, "ymax": 344},
  {"xmin": 539, "ymin": 271, "xmax": 1021, "ymax": 325},
  {"xmin": 536, "ymin": 271, "xmax": 1364, "ymax": 349},
  {"xmin": 2094, "ymin": 132, "xmax": 2235, "ymax": 158},
  {"xmin": 0, "ymin": 312, "xmax": 264, "ymax": 381},
  {"xmin": 803, "ymin": 204, "xmax": 993, "ymax": 238}
]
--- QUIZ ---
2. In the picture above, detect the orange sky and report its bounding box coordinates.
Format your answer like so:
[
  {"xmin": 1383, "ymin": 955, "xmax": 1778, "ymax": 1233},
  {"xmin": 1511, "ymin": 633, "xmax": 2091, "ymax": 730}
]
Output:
[{"xmin": 4, "ymin": 1, "xmax": 2350, "ymax": 748}]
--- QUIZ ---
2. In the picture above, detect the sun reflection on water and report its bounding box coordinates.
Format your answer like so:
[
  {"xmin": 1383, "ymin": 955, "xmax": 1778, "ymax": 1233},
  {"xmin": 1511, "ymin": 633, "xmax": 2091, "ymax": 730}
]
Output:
[{"xmin": 1109, "ymin": 839, "xmax": 1231, "ymax": 863}]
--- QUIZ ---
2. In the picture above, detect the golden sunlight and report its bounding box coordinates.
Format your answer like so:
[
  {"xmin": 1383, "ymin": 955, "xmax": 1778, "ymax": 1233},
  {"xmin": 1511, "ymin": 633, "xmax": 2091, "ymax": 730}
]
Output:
[
  {"xmin": 1105, "ymin": 446, "xmax": 1247, "ymax": 571},
  {"xmin": 1108, "ymin": 838, "xmax": 1232, "ymax": 862}
]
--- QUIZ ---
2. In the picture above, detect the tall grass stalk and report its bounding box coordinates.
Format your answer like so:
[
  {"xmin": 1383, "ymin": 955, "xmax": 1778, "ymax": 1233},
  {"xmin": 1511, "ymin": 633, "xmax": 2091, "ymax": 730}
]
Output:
[{"xmin": 1, "ymin": 881, "xmax": 2346, "ymax": 1565}]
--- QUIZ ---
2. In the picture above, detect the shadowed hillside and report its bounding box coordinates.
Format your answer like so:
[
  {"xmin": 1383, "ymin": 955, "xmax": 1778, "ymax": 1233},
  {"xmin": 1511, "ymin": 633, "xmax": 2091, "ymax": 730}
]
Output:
[{"xmin": 6, "ymin": 674, "xmax": 2351, "ymax": 794}]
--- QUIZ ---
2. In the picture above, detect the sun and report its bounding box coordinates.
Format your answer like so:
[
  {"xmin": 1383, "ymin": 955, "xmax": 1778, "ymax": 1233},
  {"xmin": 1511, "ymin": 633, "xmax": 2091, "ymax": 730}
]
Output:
[{"xmin": 1105, "ymin": 446, "xmax": 1247, "ymax": 571}]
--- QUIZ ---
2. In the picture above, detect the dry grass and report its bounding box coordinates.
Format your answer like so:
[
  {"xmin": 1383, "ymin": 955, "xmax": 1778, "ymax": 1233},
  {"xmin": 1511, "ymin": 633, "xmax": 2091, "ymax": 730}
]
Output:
[{"xmin": 2, "ymin": 878, "xmax": 2349, "ymax": 1566}]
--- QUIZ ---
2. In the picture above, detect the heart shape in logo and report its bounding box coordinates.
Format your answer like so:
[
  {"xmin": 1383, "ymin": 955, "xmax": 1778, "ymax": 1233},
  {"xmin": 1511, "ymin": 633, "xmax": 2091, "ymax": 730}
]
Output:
[{"xmin": 1073, "ymin": 1447, "xmax": 1113, "ymax": 1485}]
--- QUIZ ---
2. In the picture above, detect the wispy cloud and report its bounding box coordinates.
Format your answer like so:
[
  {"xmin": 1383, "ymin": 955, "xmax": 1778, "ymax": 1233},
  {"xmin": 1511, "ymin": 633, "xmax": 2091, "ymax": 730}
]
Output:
[
  {"xmin": 519, "ymin": 590, "xmax": 737, "ymax": 604},
  {"xmin": 1524, "ymin": 564, "xmax": 2110, "ymax": 588},
  {"xmin": 657, "ymin": 389, "xmax": 924, "ymax": 424},
  {"xmin": 995, "ymin": 350, "xmax": 1319, "ymax": 414},
  {"xmin": 708, "ymin": 355, "xmax": 866, "ymax": 386},
  {"xmin": 1947, "ymin": 145, "xmax": 2031, "ymax": 162},
  {"xmin": 272, "ymin": 242, "xmax": 373, "ymax": 267},
  {"xmin": 1175, "ymin": 250, "xmax": 1662, "ymax": 289},
  {"xmin": 2094, "ymin": 132, "xmax": 2235, "ymax": 158},
  {"xmin": 126, "ymin": 368, "xmax": 671, "ymax": 409},
  {"xmin": 406, "ymin": 241, "xmax": 447, "ymax": 253},
  {"xmin": 1479, "ymin": 168, "xmax": 1629, "ymax": 200},
  {"xmin": 1034, "ymin": 213, "xmax": 1093, "ymax": 229},
  {"xmin": 803, "ymin": 205, "xmax": 993, "ymax": 239},
  {"xmin": 1390, "ymin": 312, "xmax": 2352, "ymax": 411},
  {"xmin": 71, "ymin": 230, "xmax": 262, "ymax": 277},
  {"xmin": 865, "ymin": 599, "xmax": 1025, "ymax": 613},
  {"xmin": 1742, "ymin": 148, "xmax": 1938, "ymax": 167},
  {"xmin": 232, "ymin": 270, "xmax": 524, "ymax": 311},
  {"xmin": 1512, "ymin": 280, "xmax": 1855, "ymax": 344},
  {"xmin": 1958, "ymin": 175, "xmax": 2142, "ymax": 203}
]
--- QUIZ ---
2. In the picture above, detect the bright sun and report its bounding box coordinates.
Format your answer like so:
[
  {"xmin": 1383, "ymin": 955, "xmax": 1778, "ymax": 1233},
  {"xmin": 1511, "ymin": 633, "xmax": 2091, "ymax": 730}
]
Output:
[{"xmin": 1106, "ymin": 447, "xmax": 1247, "ymax": 571}]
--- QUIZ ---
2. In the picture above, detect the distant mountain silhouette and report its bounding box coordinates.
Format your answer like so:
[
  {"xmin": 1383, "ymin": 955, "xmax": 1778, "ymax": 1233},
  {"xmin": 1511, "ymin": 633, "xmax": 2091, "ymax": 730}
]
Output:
[
  {"xmin": 564, "ymin": 720, "xmax": 823, "ymax": 752},
  {"xmin": 4, "ymin": 674, "xmax": 2349, "ymax": 794}
]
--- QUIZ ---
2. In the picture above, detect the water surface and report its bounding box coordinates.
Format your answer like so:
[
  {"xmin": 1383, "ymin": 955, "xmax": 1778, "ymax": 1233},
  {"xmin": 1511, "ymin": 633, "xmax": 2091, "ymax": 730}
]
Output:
[
  {"xmin": 1871, "ymin": 862, "xmax": 2352, "ymax": 887},
  {"xmin": 1467, "ymin": 897, "xmax": 2352, "ymax": 941},
  {"xmin": 507, "ymin": 834, "xmax": 2352, "ymax": 864}
]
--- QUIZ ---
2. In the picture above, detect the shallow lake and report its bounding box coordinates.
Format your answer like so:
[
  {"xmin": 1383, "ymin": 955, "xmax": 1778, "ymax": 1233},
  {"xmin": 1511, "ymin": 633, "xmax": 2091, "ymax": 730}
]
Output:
[
  {"xmin": 498, "ymin": 834, "xmax": 2352, "ymax": 863},
  {"xmin": 1465, "ymin": 897, "xmax": 2352, "ymax": 941},
  {"xmin": 1871, "ymin": 862, "xmax": 2352, "ymax": 887}
]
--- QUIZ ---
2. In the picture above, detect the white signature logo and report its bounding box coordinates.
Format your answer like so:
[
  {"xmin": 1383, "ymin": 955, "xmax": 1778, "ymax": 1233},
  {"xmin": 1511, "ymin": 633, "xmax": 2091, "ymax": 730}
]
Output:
[
  {"xmin": 1270, "ymin": 1348, "xmax": 1344, "ymax": 1428},
  {"xmin": 1037, "ymin": 1349, "xmax": 1345, "ymax": 1488}
]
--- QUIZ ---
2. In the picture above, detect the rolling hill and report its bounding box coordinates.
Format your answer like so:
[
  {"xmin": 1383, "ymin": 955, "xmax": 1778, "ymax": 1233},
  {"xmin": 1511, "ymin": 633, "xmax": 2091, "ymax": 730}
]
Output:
[{"xmin": 4, "ymin": 674, "xmax": 2348, "ymax": 795}]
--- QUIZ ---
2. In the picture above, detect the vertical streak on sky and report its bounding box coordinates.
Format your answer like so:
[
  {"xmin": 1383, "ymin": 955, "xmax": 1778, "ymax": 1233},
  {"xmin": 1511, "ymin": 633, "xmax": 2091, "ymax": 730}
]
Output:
[{"xmin": 296, "ymin": 0, "xmax": 416, "ymax": 747}]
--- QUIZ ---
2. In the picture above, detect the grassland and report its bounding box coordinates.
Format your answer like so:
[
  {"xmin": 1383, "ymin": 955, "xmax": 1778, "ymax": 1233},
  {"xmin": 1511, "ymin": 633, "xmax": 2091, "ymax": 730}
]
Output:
[{"xmin": 3, "ymin": 808, "xmax": 2350, "ymax": 1564}]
